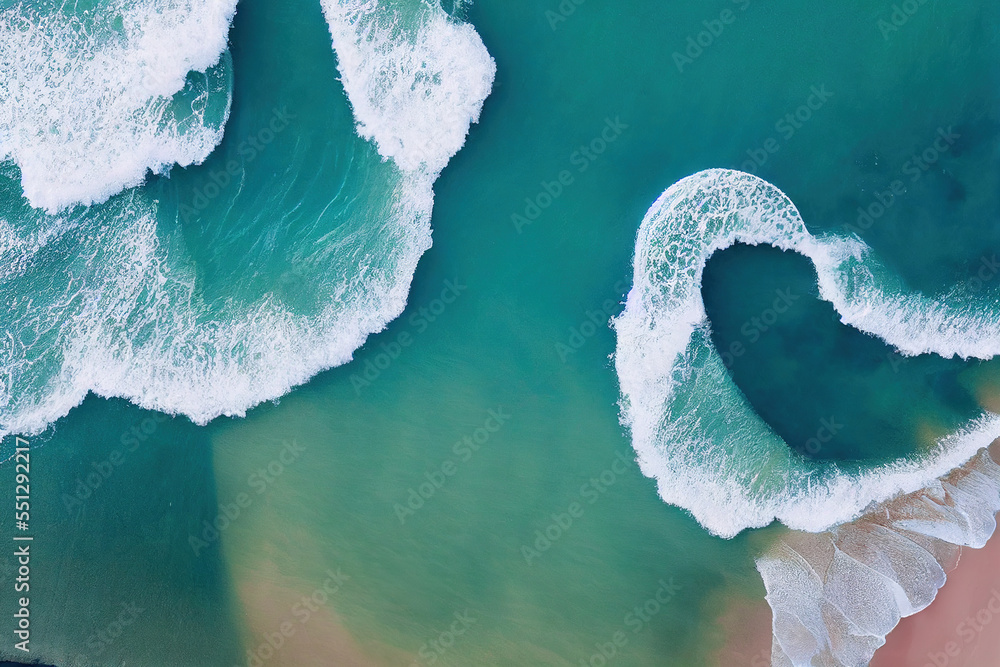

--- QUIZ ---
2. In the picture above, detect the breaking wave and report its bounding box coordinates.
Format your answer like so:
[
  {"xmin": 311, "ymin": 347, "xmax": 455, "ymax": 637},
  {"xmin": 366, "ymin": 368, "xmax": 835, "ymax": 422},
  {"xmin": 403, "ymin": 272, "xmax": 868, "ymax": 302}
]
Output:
[
  {"xmin": 0, "ymin": 0, "xmax": 494, "ymax": 439},
  {"xmin": 0, "ymin": 0, "xmax": 239, "ymax": 213},
  {"xmin": 319, "ymin": 0, "xmax": 495, "ymax": 177},
  {"xmin": 613, "ymin": 169, "xmax": 1000, "ymax": 538}
]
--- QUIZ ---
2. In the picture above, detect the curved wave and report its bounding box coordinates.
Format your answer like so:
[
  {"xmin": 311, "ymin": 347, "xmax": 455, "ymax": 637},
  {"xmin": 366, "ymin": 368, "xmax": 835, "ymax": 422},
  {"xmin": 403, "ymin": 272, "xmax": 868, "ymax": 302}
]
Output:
[
  {"xmin": 613, "ymin": 168, "xmax": 1000, "ymax": 538},
  {"xmin": 0, "ymin": 178, "xmax": 424, "ymax": 434},
  {"xmin": 0, "ymin": 0, "xmax": 239, "ymax": 213},
  {"xmin": 0, "ymin": 0, "xmax": 494, "ymax": 439}
]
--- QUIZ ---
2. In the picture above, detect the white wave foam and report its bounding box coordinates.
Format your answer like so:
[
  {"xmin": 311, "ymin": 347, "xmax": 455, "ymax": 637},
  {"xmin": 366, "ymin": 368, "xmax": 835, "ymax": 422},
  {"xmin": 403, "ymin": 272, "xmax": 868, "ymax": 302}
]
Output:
[
  {"xmin": 613, "ymin": 169, "xmax": 1000, "ymax": 538},
  {"xmin": 319, "ymin": 0, "xmax": 496, "ymax": 176},
  {"xmin": 758, "ymin": 444, "xmax": 1000, "ymax": 667},
  {"xmin": 0, "ymin": 182, "xmax": 432, "ymax": 434},
  {"xmin": 0, "ymin": 1, "xmax": 494, "ymax": 437},
  {"xmin": 0, "ymin": 0, "xmax": 238, "ymax": 213}
]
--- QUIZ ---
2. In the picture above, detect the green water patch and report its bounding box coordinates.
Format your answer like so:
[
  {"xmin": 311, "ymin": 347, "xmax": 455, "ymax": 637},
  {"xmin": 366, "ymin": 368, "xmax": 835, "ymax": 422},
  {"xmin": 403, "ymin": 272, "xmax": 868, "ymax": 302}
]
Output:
[{"xmin": 0, "ymin": 400, "xmax": 243, "ymax": 666}]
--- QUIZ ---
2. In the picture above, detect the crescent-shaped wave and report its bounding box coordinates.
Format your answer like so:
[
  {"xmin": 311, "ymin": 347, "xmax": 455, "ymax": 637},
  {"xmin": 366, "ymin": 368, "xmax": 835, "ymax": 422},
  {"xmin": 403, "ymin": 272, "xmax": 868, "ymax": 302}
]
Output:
[{"xmin": 0, "ymin": 0, "xmax": 495, "ymax": 442}]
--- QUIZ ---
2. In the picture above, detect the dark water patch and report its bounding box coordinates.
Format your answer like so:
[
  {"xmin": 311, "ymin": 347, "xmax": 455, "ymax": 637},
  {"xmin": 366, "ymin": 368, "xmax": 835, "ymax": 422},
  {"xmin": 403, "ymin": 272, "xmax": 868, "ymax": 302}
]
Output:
[{"xmin": 702, "ymin": 243, "xmax": 981, "ymax": 463}]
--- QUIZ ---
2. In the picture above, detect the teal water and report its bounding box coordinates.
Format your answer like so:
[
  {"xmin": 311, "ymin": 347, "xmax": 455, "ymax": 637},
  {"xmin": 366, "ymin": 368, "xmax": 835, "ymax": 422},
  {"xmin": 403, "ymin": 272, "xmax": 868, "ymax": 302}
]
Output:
[
  {"xmin": 702, "ymin": 244, "xmax": 982, "ymax": 463},
  {"xmin": 2, "ymin": 0, "xmax": 999, "ymax": 666}
]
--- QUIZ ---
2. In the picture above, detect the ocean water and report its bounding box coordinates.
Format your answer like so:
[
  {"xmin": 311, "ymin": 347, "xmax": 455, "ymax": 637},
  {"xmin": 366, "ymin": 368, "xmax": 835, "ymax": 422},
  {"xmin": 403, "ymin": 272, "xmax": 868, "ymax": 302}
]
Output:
[{"xmin": 1, "ymin": 0, "xmax": 998, "ymax": 666}]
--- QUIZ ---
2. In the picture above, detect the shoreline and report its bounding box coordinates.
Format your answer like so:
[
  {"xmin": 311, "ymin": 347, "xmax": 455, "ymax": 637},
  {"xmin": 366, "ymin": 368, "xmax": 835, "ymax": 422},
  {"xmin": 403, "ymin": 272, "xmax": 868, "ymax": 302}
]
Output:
[
  {"xmin": 872, "ymin": 527, "xmax": 1000, "ymax": 666},
  {"xmin": 714, "ymin": 440, "xmax": 1000, "ymax": 666}
]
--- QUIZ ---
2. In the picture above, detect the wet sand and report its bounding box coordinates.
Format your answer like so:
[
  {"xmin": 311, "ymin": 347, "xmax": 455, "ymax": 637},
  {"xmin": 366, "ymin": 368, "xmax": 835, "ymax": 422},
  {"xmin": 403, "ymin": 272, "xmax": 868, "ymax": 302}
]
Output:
[
  {"xmin": 871, "ymin": 536, "xmax": 1000, "ymax": 667},
  {"xmin": 715, "ymin": 440, "xmax": 1000, "ymax": 667},
  {"xmin": 712, "ymin": 531, "xmax": 1000, "ymax": 667},
  {"xmin": 710, "ymin": 594, "xmax": 772, "ymax": 667},
  {"xmin": 872, "ymin": 446, "xmax": 1000, "ymax": 667}
]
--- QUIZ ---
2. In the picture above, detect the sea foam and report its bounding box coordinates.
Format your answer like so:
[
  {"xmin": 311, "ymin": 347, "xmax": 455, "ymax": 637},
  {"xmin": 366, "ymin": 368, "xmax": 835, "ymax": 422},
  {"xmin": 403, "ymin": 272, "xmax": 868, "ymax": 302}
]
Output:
[
  {"xmin": 0, "ymin": 0, "xmax": 239, "ymax": 213},
  {"xmin": 0, "ymin": 187, "xmax": 426, "ymax": 434},
  {"xmin": 319, "ymin": 0, "xmax": 496, "ymax": 177},
  {"xmin": 613, "ymin": 169, "xmax": 1000, "ymax": 539},
  {"xmin": 0, "ymin": 0, "xmax": 494, "ymax": 439},
  {"xmin": 759, "ymin": 442, "xmax": 1000, "ymax": 666}
]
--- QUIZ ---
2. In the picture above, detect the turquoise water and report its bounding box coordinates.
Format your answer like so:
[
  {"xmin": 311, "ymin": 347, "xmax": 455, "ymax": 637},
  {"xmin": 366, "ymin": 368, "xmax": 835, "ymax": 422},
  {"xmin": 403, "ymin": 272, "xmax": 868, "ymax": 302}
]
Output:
[{"xmin": 1, "ymin": 0, "xmax": 999, "ymax": 665}]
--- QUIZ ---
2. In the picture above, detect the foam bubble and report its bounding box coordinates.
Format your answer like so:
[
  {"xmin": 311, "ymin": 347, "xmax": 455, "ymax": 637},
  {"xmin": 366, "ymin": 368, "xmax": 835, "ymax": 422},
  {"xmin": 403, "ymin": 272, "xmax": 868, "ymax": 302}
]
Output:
[
  {"xmin": 0, "ymin": 0, "xmax": 238, "ymax": 213},
  {"xmin": 613, "ymin": 169, "xmax": 1000, "ymax": 539}
]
